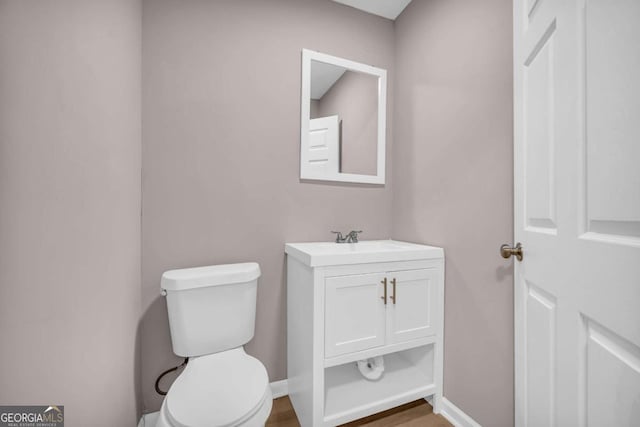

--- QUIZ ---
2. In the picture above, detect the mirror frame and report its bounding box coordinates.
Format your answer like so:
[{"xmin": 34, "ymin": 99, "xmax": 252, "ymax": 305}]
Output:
[{"xmin": 300, "ymin": 49, "xmax": 387, "ymax": 184}]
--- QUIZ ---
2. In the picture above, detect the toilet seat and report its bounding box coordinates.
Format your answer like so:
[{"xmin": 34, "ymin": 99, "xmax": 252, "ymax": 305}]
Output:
[{"xmin": 164, "ymin": 348, "xmax": 270, "ymax": 427}]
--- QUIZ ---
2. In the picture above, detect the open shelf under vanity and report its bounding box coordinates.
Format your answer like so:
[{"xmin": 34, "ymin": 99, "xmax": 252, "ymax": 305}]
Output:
[{"xmin": 323, "ymin": 345, "xmax": 435, "ymax": 425}]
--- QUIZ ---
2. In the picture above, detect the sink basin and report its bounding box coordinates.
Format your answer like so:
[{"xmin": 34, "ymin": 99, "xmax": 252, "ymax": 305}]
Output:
[{"xmin": 285, "ymin": 239, "xmax": 443, "ymax": 267}]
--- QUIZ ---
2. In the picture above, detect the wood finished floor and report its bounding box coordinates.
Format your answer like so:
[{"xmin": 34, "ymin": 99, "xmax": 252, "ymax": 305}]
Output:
[{"xmin": 265, "ymin": 397, "xmax": 453, "ymax": 427}]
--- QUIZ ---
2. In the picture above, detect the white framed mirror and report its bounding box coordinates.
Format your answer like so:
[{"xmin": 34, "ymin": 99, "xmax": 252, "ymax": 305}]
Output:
[{"xmin": 300, "ymin": 49, "xmax": 387, "ymax": 184}]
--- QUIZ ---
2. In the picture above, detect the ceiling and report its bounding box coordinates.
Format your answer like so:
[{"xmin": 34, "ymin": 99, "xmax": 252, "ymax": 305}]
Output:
[
  {"xmin": 310, "ymin": 61, "xmax": 347, "ymax": 100},
  {"xmin": 331, "ymin": 0, "xmax": 413, "ymax": 20}
]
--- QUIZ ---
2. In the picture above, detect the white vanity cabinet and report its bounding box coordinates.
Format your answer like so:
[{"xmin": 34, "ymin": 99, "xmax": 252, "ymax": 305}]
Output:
[{"xmin": 285, "ymin": 240, "xmax": 444, "ymax": 427}]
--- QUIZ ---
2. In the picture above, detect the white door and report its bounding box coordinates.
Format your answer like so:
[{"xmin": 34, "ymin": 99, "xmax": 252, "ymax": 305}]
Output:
[
  {"xmin": 513, "ymin": 0, "xmax": 640, "ymax": 426},
  {"xmin": 324, "ymin": 273, "xmax": 386, "ymax": 358},
  {"xmin": 302, "ymin": 115, "xmax": 339, "ymax": 177},
  {"xmin": 388, "ymin": 269, "xmax": 437, "ymax": 343}
]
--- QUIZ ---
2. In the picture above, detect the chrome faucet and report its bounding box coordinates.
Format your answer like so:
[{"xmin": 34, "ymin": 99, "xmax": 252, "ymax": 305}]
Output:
[{"xmin": 331, "ymin": 230, "xmax": 362, "ymax": 243}]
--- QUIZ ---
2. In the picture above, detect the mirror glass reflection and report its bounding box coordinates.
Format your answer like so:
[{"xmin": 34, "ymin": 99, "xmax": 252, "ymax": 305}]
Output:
[{"xmin": 309, "ymin": 60, "xmax": 379, "ymax": 176}]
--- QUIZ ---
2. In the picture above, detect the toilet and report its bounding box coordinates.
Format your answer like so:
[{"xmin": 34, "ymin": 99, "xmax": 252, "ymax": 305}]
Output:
[{"xmin": 155, "ymin": 263, "xmax": 273, "ymax": 427}]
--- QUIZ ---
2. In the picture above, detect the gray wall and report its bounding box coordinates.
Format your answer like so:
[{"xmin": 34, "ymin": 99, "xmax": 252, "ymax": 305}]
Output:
[
  {"xmin": 141, "ymin": 0, "xmax": 394, "ymax": 412},
  {"xmin": 0, "ymin": 1, "xmax": 142, "ymax": 426},
  {"xmin": 393, "ymin": 1, "xmax": 514, "ymax": 426}
]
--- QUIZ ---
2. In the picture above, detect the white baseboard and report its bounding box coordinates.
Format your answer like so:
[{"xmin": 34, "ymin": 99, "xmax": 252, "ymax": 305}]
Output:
[
  {"xmin": 138, "ymin": 411, "xmax": 159, "ymax": 427},
  {"xmin": 440, "ymin": 397, "xmax": 482, "ymax": 427},
  {"xmin": 270, "ymin": 379, "xmax": 289, "ymax": 399}
]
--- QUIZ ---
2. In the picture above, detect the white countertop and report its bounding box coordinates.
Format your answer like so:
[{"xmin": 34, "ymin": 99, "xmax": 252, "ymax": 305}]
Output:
[{"xmin": 285, "ymin": 239, "xmax": 444, "ymax": 267}]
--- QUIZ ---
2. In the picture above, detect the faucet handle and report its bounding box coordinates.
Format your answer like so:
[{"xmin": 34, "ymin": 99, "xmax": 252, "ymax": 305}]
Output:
[
  {"xmin": 331, "ymin": 231, "xmax": 345, "ymax": 243},
  {"xmin": 347, "ymin": 230, "xmax": 362, "ymax": 243}
]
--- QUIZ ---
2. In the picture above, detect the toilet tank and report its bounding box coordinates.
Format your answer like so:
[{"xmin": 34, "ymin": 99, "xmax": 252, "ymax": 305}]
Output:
[{"xmin": 161, "ymin": 263, "xmax": 260, "ymax": 357}]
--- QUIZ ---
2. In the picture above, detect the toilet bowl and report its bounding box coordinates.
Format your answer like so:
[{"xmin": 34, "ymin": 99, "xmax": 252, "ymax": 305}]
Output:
[
  {"xmin": 156, "ymin": 263, "xmax": 272, "ymax": 427},
  {"xmin": 155, "ymin": 348, "xmax": 272, "ymax": 427}
]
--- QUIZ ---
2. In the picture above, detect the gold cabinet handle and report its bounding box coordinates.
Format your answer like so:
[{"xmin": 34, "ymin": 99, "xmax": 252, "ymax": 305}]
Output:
[
  {"xmin": 381, "ymin": 278, "xmax": 387, "ymax": 304},
  {"xmin": 500, "ymin": 242, "xmax": 523, "ymax": 261},
  {"xmin": 390, "ymin": 278, "xmax": 397, "ymax": 304}
]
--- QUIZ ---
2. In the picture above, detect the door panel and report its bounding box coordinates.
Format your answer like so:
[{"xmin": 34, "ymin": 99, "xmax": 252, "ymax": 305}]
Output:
[
  {"xmin": 304, "ymin": 115, "xmax": 339, "ymax": 176},
  {"xmin": 524, "ymin": 282, "xmax": 556, "ymax": 427},
  {"xmin": 524, "ymin": 20, "xmax": 557, "ymax": 233},
  {"xmin": 514, "ymin": 0, "xmax": 640, "ymax": 425},
  {"xmin": 581, "ymin": 0, "xmax": 640, "ymax": 242},
  {"xmin": 325, "ymin": 273, "xmax": 386, "ymax": 358},
  {"xmin": 583, "ymin": 317, "xmax": 640, "ymax": 426},
  {"xmin": 388, "ymin": 269, "xmax": 436, "ymax": 343}
]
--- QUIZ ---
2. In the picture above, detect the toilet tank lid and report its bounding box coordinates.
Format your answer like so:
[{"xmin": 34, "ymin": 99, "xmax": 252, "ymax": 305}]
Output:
[{"xmin": 161, "ymin": 263, "xmax": 261, "ymax": 291}]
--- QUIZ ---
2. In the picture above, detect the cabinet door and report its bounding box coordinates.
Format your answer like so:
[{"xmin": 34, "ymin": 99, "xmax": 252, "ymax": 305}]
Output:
[
  {"xmin": 387, "ymin": 269, "xmax": 438, "ymax": 343},
  {"xmin": 325, "ymin": 273, "xmax": 387, "ymax": 358}
]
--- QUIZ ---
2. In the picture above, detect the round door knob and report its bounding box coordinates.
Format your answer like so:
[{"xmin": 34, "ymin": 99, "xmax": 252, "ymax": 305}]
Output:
[{"xmin": 500, "ymin": 242, "xmax": 523, "ymax": 261}]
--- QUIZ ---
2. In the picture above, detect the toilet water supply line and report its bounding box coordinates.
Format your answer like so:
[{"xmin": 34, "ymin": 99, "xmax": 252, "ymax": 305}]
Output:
[{"xmin": 155, "ymin": 357, "xmax": 189, "ymax": 396}]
